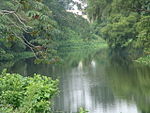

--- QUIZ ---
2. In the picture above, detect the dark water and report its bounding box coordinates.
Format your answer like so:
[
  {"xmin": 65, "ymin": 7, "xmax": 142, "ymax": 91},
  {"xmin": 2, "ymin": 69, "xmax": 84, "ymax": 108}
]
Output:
[{"xmin": 2, "ymin": 49, "xmax": 150, "ymax": 113}]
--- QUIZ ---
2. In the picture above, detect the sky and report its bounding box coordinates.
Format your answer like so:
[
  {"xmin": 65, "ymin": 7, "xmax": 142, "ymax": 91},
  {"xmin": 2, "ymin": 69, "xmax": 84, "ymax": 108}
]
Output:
[{"xmin": 71, "ymin": 0, "xmax": 87, "ymax": 10}]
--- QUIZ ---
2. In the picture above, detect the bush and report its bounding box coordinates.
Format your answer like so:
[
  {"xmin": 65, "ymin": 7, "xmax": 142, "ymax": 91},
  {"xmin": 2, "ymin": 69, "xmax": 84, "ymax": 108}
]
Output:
[
  {"xmin": 78, "ymin": 107, "xmax": 89, "ymax": 113},
  {"xmin": 0, "ymin": 69, "xmax": 59, "ymax": 113}
]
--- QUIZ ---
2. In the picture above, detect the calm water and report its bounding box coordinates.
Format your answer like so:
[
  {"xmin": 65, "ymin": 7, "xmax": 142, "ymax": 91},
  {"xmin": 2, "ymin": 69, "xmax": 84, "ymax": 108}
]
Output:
[{"xmin": 2, "ymin": 49, "xmax": 150, "ymax": 113}]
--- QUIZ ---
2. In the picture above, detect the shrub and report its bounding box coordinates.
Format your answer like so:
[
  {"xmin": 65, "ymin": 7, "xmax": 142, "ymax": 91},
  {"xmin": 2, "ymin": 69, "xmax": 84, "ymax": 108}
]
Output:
[
  {"xmin": 78, "ymin": 107, "xmax": 89, "ymax": 113},
  {"xmin": 0, "ymin": 69, "xmax": 59, "ymax": 113}
]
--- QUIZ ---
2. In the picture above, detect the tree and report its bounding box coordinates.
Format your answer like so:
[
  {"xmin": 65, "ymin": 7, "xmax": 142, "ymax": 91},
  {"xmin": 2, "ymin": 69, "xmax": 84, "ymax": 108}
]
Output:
[
  {"xmin": 0, "ymin": 0, "xmax": 59, "ymax": 63},
  {"xmin": 86, "ymin": 0, "xmax": 150, "ymax": 60}
]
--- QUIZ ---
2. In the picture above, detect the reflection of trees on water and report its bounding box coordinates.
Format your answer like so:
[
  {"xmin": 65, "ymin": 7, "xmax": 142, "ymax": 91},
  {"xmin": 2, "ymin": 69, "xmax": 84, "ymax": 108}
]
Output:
[
  {"xmin": 0, "ymin": 61, "xmax": 15, "ymax": 72},
  {"xmin": 106, "ymin": 56, "xmax": 150, "ymax": 113},
  {"xmin": 3, "ymin": 49, "xmax": 149, "ymax": 113},
  {"xmin": 54, "ymin": 58, "xmax": 133, "ymax": 113}
]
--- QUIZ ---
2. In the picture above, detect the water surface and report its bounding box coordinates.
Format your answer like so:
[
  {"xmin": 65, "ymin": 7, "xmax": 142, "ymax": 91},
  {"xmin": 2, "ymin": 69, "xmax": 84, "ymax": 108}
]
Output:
[{"xmin": 4, "ymin": 50, "xmax": 150, "ymax": 113}]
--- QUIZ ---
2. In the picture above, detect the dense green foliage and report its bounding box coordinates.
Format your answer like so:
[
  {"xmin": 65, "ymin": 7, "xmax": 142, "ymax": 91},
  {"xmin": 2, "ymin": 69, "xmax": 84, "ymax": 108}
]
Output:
[
  {"xmin": 0, "ymin": 0, "xmax": 60, "ymax": 63},
  {"xmin": 87, "ymin": 0, "xmax": 150, "ymax": 63},
  {"xmin": 0, "ymin": 0, "xmax": 100, "ymax": 63},
  {"xmin": 0, "ymin": 69, "xmax": 59, "ymax": 113}
]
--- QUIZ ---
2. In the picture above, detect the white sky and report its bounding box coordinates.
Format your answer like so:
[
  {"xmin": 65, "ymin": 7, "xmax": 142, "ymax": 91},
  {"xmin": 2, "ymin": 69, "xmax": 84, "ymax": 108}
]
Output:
[
  {"xmin": 73, "ymin": 0, "xmax": 82, "ymax": 4},
  {"xmin": 71, "ymin": 0, "xmax": 87, "ymax": 10}
]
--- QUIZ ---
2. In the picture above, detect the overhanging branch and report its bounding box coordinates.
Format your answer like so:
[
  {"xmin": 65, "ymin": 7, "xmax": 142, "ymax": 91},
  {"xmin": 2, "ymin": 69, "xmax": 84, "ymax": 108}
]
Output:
[{"xmin": 0, "ymin": 9, "xmax": 32, "ymax": 29}]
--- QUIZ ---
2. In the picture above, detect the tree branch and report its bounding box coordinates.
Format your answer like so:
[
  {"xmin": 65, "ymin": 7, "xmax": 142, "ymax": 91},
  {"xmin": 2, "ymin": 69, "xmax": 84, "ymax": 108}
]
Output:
[
  {"xmin": 0, "ymin": 9, "xmax": 44, "ymax": 59},
  {"xmin": 0, "ymin": 9, "xmax": 36, "ymax": 48},
  {"xmin": 0, "ymin": 9, "xmax": 32, "ymax": 29},
  {"xmin": 12, "ymin": 33, "xmax": 38, "ymax": 59}
]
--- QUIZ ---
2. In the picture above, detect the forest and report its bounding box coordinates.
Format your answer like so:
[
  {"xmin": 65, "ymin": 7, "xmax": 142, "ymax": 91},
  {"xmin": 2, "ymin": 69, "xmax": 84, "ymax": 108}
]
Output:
[
  {"xmin": 0, "ymin": 0, "xmax": 105, "ymax": 64},
  {"xmin": 87, "ymin": 0, "xmax": 150, "ymax": 64},
  {"xmin": 0, "ymin": 0, "xmax": 150, "ymax": 113}
]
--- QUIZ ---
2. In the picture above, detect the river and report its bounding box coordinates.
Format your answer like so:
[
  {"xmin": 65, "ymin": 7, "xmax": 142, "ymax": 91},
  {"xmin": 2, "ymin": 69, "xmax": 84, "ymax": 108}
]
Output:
[{"xmin": 2, "ymin": 49, "xmax": 150, "ymax": 113}]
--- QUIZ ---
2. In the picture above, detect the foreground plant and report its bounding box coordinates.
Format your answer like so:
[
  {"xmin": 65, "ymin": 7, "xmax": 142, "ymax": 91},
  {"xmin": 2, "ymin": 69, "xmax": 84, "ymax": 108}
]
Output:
[
  {"xmin": 78, "ymin": 107, "xmax": 89, "ymax": 113},
  {"xmin": 0, "ymin": 69, "xmax": 59, "ymax": 113}
]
